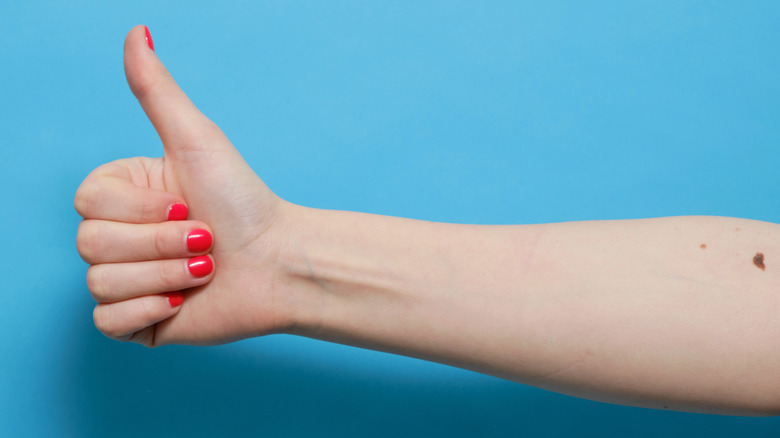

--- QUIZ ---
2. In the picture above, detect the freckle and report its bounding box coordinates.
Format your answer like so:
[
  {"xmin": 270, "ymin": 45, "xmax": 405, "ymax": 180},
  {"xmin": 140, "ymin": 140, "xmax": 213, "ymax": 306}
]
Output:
[
  {"xmin": 700, "ymin": 244, "xmax": 707, "ymax": 249},
  {"xmin": 663, "ymin": 406, "xmax": 669, "ymax": 409},
  {"xmin": 753, "ymin": 252, "xmax": 765, "ymax": 271},
  {"xmin": 735, "ymin": 227, "xmax": 741, "ymax": 232}
]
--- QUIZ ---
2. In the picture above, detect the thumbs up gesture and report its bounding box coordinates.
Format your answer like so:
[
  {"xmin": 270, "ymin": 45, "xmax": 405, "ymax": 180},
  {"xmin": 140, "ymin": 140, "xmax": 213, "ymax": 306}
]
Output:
[{"xmin": 75, "ymin": 26, "xmax": 296, "ymax": 346}]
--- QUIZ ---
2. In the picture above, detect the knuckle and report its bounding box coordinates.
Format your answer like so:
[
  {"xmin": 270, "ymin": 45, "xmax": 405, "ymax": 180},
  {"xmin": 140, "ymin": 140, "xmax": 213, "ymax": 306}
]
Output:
[
  {"xmin": 153, "ymin": 226, "xmax": 168, "ymax": 259},
  {"xmin": 93, "ymin": 305, "xmax": 122, "ymax": 339},
  {"xmin": 140, "ymin": 297, "xmax": 158, "ymax": 326},
  {"xmin": 130, "ymin": 77, "xmax": 162, "ymax": 105},
  {"xmin": 136, "ymin": 195, "xmax": 158, "ymax": 223},
  {"xmin": 186, "ymin": 119, "xmax": 221, "ymax": 148},
  {"xmin": 74, "ymin": 181, "xmax": 97, "ymax": 218},
  {"xmin": 76, "ymin": 221, "xmax": 99, "ymax": 263},
  {"xmin": 200, "ymin": 120, "xmax": 225, "ymax": 143},
  {"xmin": 155, "ymin": 261, "xmax": 180, "ymax": 291},
  {"xmin": 86, "ymin": 265, "xmax": 108, "ymax": 302}
]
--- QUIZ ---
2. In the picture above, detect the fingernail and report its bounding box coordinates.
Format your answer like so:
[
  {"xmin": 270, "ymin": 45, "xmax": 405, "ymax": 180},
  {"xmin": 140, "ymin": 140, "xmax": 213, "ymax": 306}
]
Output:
[
  {"xmin": 145, "ymin": 26, "xmax": 155, "ymax": 51},
  {"xmin": 188, "ymin": 255, "xmax": 213, "ymax": 277},
  {"xmin": 163, "ymin": 291, "xmax": 184, "ymax": 307},
  {"xmin": 168, "ymin": 203, "xmax": 188, "ymax": 221},
  {"xmin": 187, "ymin": 229, "xmax": 213, "ymax": 253}
]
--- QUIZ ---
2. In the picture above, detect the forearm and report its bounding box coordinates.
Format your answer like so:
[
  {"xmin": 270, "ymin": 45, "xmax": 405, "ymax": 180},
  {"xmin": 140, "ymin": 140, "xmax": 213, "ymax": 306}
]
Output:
[{"xmin": 279, "ymin": 207, "xmax": 780, "ymax": 415}]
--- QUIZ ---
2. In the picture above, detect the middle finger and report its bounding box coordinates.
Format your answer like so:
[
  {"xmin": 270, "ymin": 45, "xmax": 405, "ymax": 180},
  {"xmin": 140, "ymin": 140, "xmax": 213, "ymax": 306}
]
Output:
[{"xmin": 77, "ymin": 219, "xmax": 213, "ymax": 264}]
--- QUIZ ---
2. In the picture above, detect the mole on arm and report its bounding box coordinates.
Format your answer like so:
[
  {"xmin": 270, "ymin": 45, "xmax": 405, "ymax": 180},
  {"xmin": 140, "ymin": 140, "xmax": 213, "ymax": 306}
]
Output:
[
  {"xmin": 753, "ymin": 252, "xmax": 765, "ymax": 271},
  {"xmin": 700, "ymin": 244, "xmax": 707, "ymax": 249}
]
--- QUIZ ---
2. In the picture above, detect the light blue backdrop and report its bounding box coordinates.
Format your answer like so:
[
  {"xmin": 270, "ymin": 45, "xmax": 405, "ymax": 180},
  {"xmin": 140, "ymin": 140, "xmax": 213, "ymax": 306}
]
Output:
[{"xmin": 2, "ymin": 1, "xmax": 779, "ymax": 436}]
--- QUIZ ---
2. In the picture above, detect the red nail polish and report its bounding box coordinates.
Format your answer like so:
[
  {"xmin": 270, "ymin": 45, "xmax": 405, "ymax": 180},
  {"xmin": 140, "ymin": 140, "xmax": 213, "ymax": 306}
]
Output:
[
  {"xmin": 188, "ymin": 255, "xmax": 213, "ymax": 277},
  {"xmin": 187, "ymin": 229, "xmax": 213, "ymax": 253},
  {"xmin": 163, "ymin": 291, "xmax": 184, "ymax": 307},
  {"xmin": 168, "ymin": 203, "xmax": 188, "ymax": 221},
  {"xmin": 145, "ymin": 26, "xmax": 155, "ymax": 51}
]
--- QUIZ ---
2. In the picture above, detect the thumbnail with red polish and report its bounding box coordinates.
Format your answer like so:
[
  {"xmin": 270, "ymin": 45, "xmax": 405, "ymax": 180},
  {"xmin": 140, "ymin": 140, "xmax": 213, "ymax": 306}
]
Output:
[
  {"xmin": 145, "ymin": 26, "xmax": 155, "ymax": 51},
  {"xmin": 187, "ymin": 229, "xmax": 213, "ymax": 253},
  {"xmin": 163, "ymin": 291, "xmax": 184, "ymax": 307},
  {"xmin": 168, "ymin": 203, "xmax": 188, "ymax": 221},
  {"xmin": 188, "ymin": 256, "xmax": 213, "ymax": 277}
]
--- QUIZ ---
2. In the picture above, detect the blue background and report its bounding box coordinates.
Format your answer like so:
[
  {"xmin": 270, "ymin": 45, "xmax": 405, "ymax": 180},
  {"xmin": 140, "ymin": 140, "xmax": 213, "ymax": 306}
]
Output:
[{"xmin": 2, "ymin": 1, "xmax": 779, "ymax": 436}]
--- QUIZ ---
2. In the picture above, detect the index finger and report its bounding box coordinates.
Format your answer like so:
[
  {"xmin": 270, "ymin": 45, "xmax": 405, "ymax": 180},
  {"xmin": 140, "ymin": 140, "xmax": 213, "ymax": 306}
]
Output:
[{"xmin": 75, "ymin": 162, "xmax": 187, "ymax": 223}]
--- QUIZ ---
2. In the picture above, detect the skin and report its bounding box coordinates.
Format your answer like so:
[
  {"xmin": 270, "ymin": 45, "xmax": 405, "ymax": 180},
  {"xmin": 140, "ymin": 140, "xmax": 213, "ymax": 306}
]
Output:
[{"xmin": 75, "ymin": 26, "xmax": 780, "ymax": 416}]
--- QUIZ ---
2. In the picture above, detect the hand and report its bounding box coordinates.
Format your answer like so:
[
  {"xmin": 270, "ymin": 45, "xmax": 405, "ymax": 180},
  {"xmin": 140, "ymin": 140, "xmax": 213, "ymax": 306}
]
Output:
[{"xmin": 75, "ymin": 25, "xmax": 295, "ymax": 346}]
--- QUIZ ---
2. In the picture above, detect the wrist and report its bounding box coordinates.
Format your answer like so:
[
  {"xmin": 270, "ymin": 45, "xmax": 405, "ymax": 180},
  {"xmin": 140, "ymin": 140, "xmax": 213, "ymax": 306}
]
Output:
[
  {"xmin": 273, "ymin": 205, "xmax": 413, "ymax": 339},
  {"xmin": 270, "ymin": 203, "xmax": 336, "ymax": 336}
]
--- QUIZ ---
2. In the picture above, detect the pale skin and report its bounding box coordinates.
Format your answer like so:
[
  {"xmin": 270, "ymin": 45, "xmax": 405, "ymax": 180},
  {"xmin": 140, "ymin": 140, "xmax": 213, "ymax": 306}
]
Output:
[{"xmin": 75, "ymin": 26, "xmax": 780, "ymax": 416}]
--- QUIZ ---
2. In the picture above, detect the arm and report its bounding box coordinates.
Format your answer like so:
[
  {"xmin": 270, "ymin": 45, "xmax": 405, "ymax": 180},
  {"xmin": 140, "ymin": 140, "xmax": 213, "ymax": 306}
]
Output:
[
  {"xmin": 282, "ymin": 209, "xmax": 780, "ymax": 415},
  {"xmin": 75, "ymin": 26, "xmax": 780, "ymax": 416}
]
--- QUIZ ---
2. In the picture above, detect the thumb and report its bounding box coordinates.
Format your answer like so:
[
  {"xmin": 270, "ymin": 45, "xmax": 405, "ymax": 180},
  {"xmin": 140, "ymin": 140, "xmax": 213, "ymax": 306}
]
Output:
[
  {"xmin": 122, "ymin": 25, "xmax": 277, "ymax": 247},
  {"xmin": 123, "ymin": 25, "xmax": 228, "ymax": 157}
]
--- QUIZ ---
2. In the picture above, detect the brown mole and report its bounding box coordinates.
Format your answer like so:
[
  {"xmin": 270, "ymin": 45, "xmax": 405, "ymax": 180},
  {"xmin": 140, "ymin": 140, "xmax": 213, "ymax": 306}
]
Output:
[
  {"xmin": 753, "ymin": 252, "xmax": 765, "ymax": 271},
  {"xmin": 700, "ymin": 243, "xmax": 707, "ymax": 249}
]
